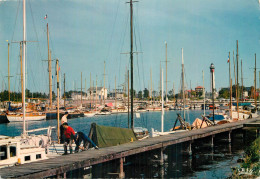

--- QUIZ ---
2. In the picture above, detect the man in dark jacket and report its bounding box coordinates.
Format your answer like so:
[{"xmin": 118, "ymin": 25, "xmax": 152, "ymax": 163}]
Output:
[{"xmin": 75, "ymin": 131, "xmax": 98, "ymax": 153}]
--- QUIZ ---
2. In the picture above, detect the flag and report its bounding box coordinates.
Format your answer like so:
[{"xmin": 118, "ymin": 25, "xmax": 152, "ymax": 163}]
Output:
[
  {"xmin": 44, "ymin": 14, "xmax": 47, "ymax": 19},
  {"xmin": 227, "ymin": 55, "xmax": 230, "ymax": 63},
  {"xmin": 58, "ymin": 66, "xmax": 60, "ymax": 71}
]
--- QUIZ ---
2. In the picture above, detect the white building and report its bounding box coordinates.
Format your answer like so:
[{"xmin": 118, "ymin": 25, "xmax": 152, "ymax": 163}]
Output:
[{"xmin": 87, "ymin": 87, "xmax": 108, "ymax": 100}]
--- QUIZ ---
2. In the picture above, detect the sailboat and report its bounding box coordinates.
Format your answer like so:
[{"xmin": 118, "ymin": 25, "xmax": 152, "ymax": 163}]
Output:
[{"xmin": 0, "ymin": 0, "xmax": 55, "ymax": 168}]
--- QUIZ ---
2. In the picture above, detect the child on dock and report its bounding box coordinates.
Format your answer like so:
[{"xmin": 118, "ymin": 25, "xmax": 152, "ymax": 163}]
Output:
[{"xmin": 62, "ymin": 122, "xmax": 76, "ymax": 155}]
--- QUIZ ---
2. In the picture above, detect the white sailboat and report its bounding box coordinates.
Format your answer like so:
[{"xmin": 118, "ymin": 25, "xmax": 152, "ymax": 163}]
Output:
[{"xmin": 0, "ymin": 0, "xmax": 54, "ymax": 168}]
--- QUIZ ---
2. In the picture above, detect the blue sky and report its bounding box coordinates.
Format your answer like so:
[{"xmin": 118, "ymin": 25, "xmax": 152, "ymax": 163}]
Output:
[{"xmin": 0, "ymin": 0, "xmax": 259, "ymax": 95}]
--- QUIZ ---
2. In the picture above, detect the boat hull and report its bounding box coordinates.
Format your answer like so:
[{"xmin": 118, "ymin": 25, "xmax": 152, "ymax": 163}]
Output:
[{"xmin": 7, "ymin": 115, "xmax": 46, "ymax": 122}]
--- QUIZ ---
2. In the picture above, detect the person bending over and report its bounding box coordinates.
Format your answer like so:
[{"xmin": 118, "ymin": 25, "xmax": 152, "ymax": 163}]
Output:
[{"xmin": 75, "ymin": 131, "xmax": 98, "ymax": 153}]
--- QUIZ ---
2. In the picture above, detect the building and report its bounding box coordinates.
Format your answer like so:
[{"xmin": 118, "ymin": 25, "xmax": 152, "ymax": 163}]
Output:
[
  {"xmin": 195, "ymin": 86, "xmax": 204, "ymax": 93},
  {"xmin": 87, "ymin": 87, "xmax": 108, "ymax": 100},
  {"xmin": 109, "ymin": 89, "xmax": 125, "ymax": 99}
]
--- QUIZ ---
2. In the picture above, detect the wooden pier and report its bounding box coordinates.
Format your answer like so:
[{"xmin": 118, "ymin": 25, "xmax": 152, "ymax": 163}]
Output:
[{"xmin": 0, "ymin": 117, "xmax": 259, "ymax": 178}]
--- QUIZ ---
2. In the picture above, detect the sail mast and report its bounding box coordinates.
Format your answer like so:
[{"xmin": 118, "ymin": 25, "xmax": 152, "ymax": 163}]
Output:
[
  {"xmin": 56, "ymin": 59, "xmax": 60, "ymax": 143},
  {"xmin": 22, "ymin": 0, "xmax": 26, "ymax": 136},
  {"xmin": 64, "ymin": 73, "xmax": 66, "ymax": 107},
  {"xmin": 203, "ymin": 70, "xmax": 205, "ymax": 116},
  {"xmin": 47, "ymin": 23, "xmax": 52, "ymax": 109},
  {"xmin": 8, "ymin": 42, "xmax": 11, "ymax": 102},
  {"xmin": 115, "ymin": 76, "xmax": 117, "ymax": 111},
  {"xmin": 81, "ymin": 72, "xmax": 82, "ymax": 105},
  {"xmin": 236, "ymin": 41, "xmax": 239, "ymax": 116},
  {"xmin": 241, "ymin": 59, "xmax": 243, "ymax": 101},
  {"xmin": 229, "ymin": 51, "xmax": 232, "ymax": 112},
  {"xmin": 181, "ymin": 48, "xmax": 185, "ymax": 120},
  {"xmin": 103, "ymin": 61, "xmax": 106, "ymax": 106},
  {"xmin": 254, "ymin": 54, "xmax": 257, "ymax": 108},
  {"xmin": 165, "ymin": 41, "xmax": 168, "ymax": 104},
  {"xmin": 161, "ymin": 68, "xmax": 164, "ymax": 132},
  {"xmin": 130, "ymin": 0, "xmax": 134, "ymax": 130}
]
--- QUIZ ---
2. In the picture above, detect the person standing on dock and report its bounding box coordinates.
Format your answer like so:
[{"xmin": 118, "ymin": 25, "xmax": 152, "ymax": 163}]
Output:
[
  {"xmin": 75, "ymin": 131, "xmax": 98, "ymax": 152},
  {"xmin": 60, "ymin": 112, "xmax": 69, "ymax": 144},
  {"xmin": 62, "ymin": 122, "xmax": 76, "ymax": 155}
]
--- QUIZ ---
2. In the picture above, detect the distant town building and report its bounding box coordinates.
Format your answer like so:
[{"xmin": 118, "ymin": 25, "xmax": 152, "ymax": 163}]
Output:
[
  {"xmin": 243, "ymin": 91, "xmax": 248, "ymax": 98},
  {"xmin": 109, "ymin": 89, "xmax": 125, "ymax": 99},
  {"xmin": 71, "ymin": 92, "xmax": 87, "ymax": 101},
  {"xmin": 87, "ymin": 87, "xmax": 107, "ymax": 100},
  {"xmin": 195, "ymin": 86, "xmax": 204, "ymax": 93}
]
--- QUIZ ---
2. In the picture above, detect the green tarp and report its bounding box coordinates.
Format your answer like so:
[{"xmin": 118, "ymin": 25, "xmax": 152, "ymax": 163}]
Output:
[{"xmin": 89, "ymin": 123, "xmax": 137, "ymax": 148}]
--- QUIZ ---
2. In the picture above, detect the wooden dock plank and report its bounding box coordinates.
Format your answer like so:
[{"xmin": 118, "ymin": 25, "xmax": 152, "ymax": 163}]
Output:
[{"xmin": 0, "ymin": 117, "xmax": 258, "ymax": 179}]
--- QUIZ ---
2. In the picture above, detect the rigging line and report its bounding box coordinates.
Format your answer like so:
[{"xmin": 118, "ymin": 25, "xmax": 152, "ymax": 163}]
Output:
[
  {"xmin": 28, "ymin": 0, "xmax": 43, "ymax": 60},
  {"xmin": 133, "ymin": 19, "xmax": 141, "ymax": 93},
  {"xmin": 11, "ymin": 0, "xmax": 21, "ymax": 42},
  {"xmin": 105, "ymin": 0, "xmax": 120, "ymax": 61},
  {"xmin": 135, "ymin": 4, "xmax": 145, "ymax": 90}
]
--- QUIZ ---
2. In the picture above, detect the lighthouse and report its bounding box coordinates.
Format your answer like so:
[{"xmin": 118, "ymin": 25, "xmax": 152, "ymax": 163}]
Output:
[
  {"xmin": 210, "ymin": 63, "xmax": 216, "ymax": 97},
  {"xmin": 210, "ymin": 63, "xmax": 215, "ymax": 123}
]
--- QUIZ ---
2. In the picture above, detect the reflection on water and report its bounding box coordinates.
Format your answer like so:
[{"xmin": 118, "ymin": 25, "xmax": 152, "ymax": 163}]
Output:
[{"xmin": 0, "ymin": 110, "xmax": 258, "ymax": 178}]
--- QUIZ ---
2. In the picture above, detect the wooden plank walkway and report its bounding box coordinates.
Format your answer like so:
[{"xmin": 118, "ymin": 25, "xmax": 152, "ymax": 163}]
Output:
[{"xmin": 0, "ymin": 117, "xmax": 259, "ymax": 179}]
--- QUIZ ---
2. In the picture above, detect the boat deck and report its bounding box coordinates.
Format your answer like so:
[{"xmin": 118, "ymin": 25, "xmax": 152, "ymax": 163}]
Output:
[{"xmin": 0, "ymin": 117, "xmax": 259, "ymax": 178}]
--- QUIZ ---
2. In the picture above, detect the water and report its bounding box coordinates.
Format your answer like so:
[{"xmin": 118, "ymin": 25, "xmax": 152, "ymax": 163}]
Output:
[
  {"xmin": 0, "ymin": 110, "xmax": 256, "ymax": 178},
  {"xmin": 0, "ymin": 109, "xmax": 208, "ymax": 138}
]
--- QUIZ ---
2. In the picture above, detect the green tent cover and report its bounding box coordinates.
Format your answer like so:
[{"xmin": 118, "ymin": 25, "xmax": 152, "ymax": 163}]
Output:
[{"xmin": 90, "ymin": 123, "xmax": 137, "ymax": 148}]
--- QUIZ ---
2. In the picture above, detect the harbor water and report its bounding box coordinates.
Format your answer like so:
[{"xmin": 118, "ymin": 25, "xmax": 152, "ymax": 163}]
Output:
[{"xmin": 0, "ymin": 110, "xmax": 258, "ymax": 178}]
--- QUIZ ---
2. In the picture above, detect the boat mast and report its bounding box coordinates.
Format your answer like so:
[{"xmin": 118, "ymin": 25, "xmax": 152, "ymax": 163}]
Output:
[
  {"xmin": 20, "ymin": 42, "xmax": 23, "ymax": 109},
  {"xmin": 161, "ymin": 68, "xmax": 164, "ymax": 132},
  {"xmin": 229, "ymin": 51, "xmax": 232, "ymax": 113},
  {"xmin": 254, "ymin": 53, "xmax": 257, "ymax": 108},
  {"xmin": 63, "ymin": 73, "xmax": 66, "ymax": 107},
  {"xmin": 181, "ymin": 48, "xmax": 185, "ymax": 120},
  {"xmin": 95, "ymin": 75, "xmax": 97, "ymax": 113},
  {"xmin": 22, "ymin": 0, "xmax": 26, "ymax": 136},
  {"xmin": 90, "ymin": 73, "xmax": 92, "ymax": 109},
  {"xmin": 129, "ymin": 0, "xmax": 134, "ymax": 130},
  {"xmin": 56, "ymin": 59, "xmax": 60, "ymax": 143},
  {"xmin": 103, "ymin": 61, "xmax": 106, "ymax": 106},
  {"xmin": 203, "ymin": 70, "xmax": 205, "ymax": 116},
  {"xmin": 236, "ymin": 41, "xmax": 239, "ymax": 116},
  {"xmin": 241, "ymin": 59, "xmax": 243, "ymax": 101},
  {"xmin": 165, "ymin": 42, "xmax": 168, "ymax": 104},
  {"xmin": 115, "ymin": 76, "xmax": 117, "ymax": 111},
  {"xmin": 160, "ymin": 62, "xmax": 161, "ymax": 101},
  {"xmin": 7, "ymin": 42, "xmax": 11, "ymax": 102},
  {"xmin": 47, "ymin": 23, "xmax": 52, "ymax": 109},
  {"xmin": 150, "ymin": 68, "xmax": 152, "ymax": 105},
  {"xmin": 128, "ymin": 70, "xmax": 130, "ymax": 129},
  {"xmin": 81, "ymin": 72, "xmax": 82, "ymax": 106}
]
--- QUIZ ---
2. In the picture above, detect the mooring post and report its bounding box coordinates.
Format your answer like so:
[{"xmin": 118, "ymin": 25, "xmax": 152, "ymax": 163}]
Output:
[
  {"xmin": 211, "ymin": 135, "xmax": 214, "ymax": 148},
  {"xmin": 228, "ymin": 131, "xmax": 232, "ymax": 143},
  {"xmin": 256, "ymin": 129, "xmax": 259, "ymax": 138},
  {"xmin": 189, "ymin": 141, "xmax": 192, "ymax": 156},
  {"xmin": 160, "ymin": 147, "xmax": 164, "ymax": 166},
  {"xmin": 119, "ymin": 157, "xmax": 125, "ymax": 178}
]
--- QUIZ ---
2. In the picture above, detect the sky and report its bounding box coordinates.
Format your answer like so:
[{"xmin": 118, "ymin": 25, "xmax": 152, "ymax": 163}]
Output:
[{"xmin": 0, "ymin": 0, "xmax": 259, "ymax": 95}]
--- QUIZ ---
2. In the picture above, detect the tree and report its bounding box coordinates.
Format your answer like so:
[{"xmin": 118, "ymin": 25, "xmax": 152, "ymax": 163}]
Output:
[
  {"xmin": 143, "ymin": 88, "xmax": 149, "ymax": 98},
  {"xmin": 138, "ymin": 91, "xmax": 142, "ymax": 99}
]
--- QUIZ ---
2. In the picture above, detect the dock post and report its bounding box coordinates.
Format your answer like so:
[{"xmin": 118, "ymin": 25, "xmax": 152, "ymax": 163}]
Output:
[
  {"xmin": 160, "ymin": 147, "xmax": 164, "ymax": 166},
  {"xmin": 211, "ymin": 135, "xmax": 214, "ymax": 148},
  {"xmin": 228, "ymin": 131, "xmax": 232, "ymax": 143},
  {"xmin": 189, "ymin": 141, "xmax": 192, "ymax": 156},
  {"xmin": 119, "ymin": 157, "xmax": 125, "ymax": 178}
]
